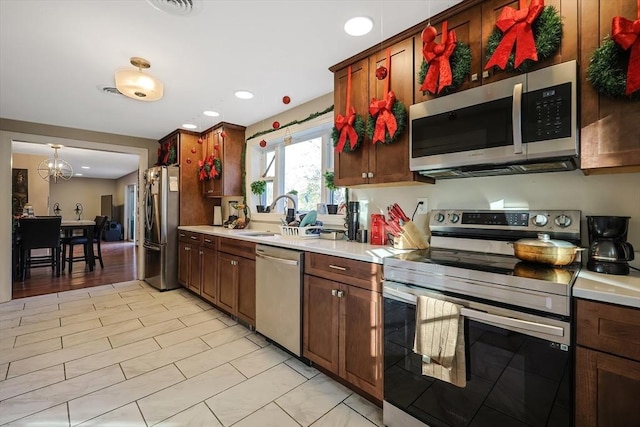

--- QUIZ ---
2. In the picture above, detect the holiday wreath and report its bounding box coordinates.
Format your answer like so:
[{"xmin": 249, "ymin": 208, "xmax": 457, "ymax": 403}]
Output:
[
  {"xmin": 418, "ymin": 21, "xmax": 472, "ymax": 96},
  {"xmin": 418, "ymin": 41, "xmax": 472, "ymax": 96},
  {"xmin": 198, "ymin": 155, "xmax": 222, "ymax": 181},
  {"xmin": 587, "ymin": 2, "xmax": 640, "ymax": 100},
  {"xmin": 332, "ymin": 111, "xmax": 365, "ymax": 153},
  {"xmin": 485, "ymin": 1, "xmax": 563, "ymax": 73}
]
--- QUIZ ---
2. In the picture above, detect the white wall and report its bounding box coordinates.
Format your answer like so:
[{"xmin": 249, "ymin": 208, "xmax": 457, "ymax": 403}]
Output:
[
  {"xmin": 49, "ymin": 178, "xmax": 118, "ymax": 221},
  {"xmin": 11, "ymin": 153, "xmax": 49, "ymax": 216},
  {"xmin": 352, "ymin": 170, "xmax": 640, "ymax": 267}
]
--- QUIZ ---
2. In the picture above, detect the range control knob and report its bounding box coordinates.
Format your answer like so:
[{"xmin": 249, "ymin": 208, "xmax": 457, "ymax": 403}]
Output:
[
  {"xmin": 555, "ymin": 214, "xmax": 572, "ymax": 228},
  {"xmin": 532, "ymin": 214, "xmax": 548, "ymax": 227},
  {"xmin": 434, "ymin": 213, "xmax": 445, "ymax": 223},
  {"xmin": 449, "ymin": 213, "xmax": 460, "ymax": 223}
]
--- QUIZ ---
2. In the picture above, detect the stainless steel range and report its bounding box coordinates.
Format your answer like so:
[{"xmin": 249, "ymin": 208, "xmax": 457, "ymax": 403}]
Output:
[{"xmin": 383, "ymin": 209, "xmax": 581, "ymax": 427}]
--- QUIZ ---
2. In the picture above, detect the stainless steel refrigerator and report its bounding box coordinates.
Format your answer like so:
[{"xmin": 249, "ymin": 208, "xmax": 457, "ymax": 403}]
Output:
[{"xmin": 143, "ymin": 166, "xmax": 180, "ymax": 290}]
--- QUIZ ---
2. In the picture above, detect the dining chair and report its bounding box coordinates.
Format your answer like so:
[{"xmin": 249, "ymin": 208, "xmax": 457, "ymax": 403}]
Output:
[
  {"xmin": 63, "ymin": 216, "xmax": 108, "ymax": 273},
  {"xmin": 16, "ymin": 217, "xmax": 62, "ymax": 281}
]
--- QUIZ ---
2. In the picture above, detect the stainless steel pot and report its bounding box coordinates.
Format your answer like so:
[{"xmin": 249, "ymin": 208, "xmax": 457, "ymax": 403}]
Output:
[{"xmin": 511, "ymin": 233, "xmax": 584, "ymax": 266}]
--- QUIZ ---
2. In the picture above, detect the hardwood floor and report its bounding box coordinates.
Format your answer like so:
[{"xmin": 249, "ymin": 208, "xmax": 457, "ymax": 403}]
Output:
[{"xmin": 12, "ymin": 240, "xmax": 137, "ymax": 299}]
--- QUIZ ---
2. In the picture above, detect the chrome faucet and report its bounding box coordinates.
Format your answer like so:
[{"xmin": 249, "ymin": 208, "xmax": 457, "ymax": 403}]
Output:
[{"xmin": 267, "ymin": 194, "xmax": 297, "ymax": 215}]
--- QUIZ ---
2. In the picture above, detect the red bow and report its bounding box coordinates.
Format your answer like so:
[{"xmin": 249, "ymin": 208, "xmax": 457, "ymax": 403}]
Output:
[
  {"xmin": 369, "ymin": 91, "xmax": 397, "ymax": 144},
  {"xmin": 611, "ymin": 1, "xmax": 640, "ymax": 95},
  {"xmin": 485, "ymin": 0, "xmax": 545, "ymax": 70},
  {"xmin": 335, "ymin": 107, "xmax": 358, "ymax": 152},
  {"xmin": 198, "ymin": 159, "xmax": 207, "ymax": 181},
  {"xmin": 421, "ymin": 22, "xmax": 458, "ymax": 94},
  {"xmin": 208, "ymin": 156, "xmax": 219, "ymax": 179}
]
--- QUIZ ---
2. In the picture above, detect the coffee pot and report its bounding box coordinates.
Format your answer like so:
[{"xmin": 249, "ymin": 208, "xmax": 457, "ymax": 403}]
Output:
[{"xmin": 587, "ymin": 216, "xmax": 635, "ymax": 275}]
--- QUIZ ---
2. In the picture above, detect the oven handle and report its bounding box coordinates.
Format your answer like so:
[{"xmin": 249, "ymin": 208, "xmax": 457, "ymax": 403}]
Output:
[{"xmin": 384, "ymin": 286, "xmax": 564, "ymax": 338}]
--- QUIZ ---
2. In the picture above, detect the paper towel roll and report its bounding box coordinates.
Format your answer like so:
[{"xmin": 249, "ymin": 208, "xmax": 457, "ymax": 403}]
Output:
[{"xmin": 213, "ymin": 206, "xmax": 222, "ymax": 226}]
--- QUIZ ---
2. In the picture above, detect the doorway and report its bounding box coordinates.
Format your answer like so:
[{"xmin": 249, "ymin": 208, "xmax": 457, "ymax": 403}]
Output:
[{"xmin": 125, "ymin": 183, "xmax": 137, "ymax": 243}]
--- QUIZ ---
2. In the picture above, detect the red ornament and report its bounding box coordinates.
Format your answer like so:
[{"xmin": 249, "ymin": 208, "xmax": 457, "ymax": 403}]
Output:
[
  {"xmin": 197, "ymin": 138, "xmax": 203, "ymax": 145},
  {"xmin": 259, "ymin": 139, "xmax": 267, "ymax": 148},
  {"xmin": 421, "ymin": 25, "xmax": 438, "ymax": 43},
  {"xmin": 282, "ymin": 96, "xmax": 291, "ymax": 104},
  {"xmin": 220, "ymin": 130, "xmax": 227, "ymax": 139},
  {"xmin": 190, "ymin": 147, "xmax": 197, "ymax": 154},
  {"xmin": 375, "ymin": 66, "xmax": 388, "ymax": 80},
  {"xmin": 272, "ymin": 121, "xmax": 280, "ymax": 129}
]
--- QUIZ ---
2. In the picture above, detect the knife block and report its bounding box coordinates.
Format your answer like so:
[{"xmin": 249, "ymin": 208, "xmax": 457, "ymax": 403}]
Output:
[{"xmin": 392, "ymin": 221, "xmax": 429, "ymax": 250}]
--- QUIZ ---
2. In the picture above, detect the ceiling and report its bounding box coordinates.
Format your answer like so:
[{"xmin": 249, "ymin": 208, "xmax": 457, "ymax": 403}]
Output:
[
  {"xmin": 1, "ymin": 0, "xmax": 461, "ymax": 179},
  {"xmin": 11, "ymin": 141, "xmax": 140, "ymax": 180}
]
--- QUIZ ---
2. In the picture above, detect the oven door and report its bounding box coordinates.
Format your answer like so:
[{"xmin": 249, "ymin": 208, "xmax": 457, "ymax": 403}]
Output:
[{"xmin": 383, "ymin": 282, "xmax": 572, "ymax": 427}]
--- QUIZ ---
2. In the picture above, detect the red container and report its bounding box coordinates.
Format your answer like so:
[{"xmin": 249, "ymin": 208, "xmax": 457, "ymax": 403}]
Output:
[{"xmin": 371, "ymin": 214, "xmax": 386, "ymax": 245}]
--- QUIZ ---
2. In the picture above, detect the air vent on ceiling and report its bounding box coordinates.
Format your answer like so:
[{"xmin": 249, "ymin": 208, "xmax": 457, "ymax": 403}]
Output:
[
  {"xmin": 98, "ymin": 85, "xmax": 123, "ymax": 96},
  {"xmin": 146, "ymin": 0, "xmax": 202, "ymax": 16}
]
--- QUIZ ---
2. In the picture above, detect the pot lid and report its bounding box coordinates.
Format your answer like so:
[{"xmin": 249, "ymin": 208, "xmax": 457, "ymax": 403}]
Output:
[{"xmin": 515, "ymin": 233, "xmax": 577, "ymax": 248}]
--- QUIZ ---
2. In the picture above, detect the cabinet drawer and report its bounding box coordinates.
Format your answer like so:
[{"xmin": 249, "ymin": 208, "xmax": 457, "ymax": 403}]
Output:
[
  {"xmin": 178, "ymin": 231, "xmax": 202, "ymax": 244},
  {"xmin": 576, "ymin": 299, "xmax": 640, "ymax": 361},
  {"xmin": 219, "ymin": 237, "xmax": 255, "ymax": 260},
  {"xmin": 305, "ymin": 252, "xmax": 382, "ymax": 292},
  {"xmin": 201, "ymin": 235, "xmax": 217, "ymax": 249}
]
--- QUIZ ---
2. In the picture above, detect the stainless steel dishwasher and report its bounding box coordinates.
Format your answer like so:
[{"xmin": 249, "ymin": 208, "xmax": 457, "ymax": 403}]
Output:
[{"xmin": 255, "ymin": 244, "xmax": 304, "ymax": 356}]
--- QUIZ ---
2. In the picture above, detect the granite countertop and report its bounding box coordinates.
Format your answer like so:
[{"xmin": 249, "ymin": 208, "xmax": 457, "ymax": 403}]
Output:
[
  {"xmin": 573, "ymin": 269, "xmax": 640, "ymax": 309},
  {"xmin": 178, "ymin": 225, "xmax": 411, "ymax": 264}
]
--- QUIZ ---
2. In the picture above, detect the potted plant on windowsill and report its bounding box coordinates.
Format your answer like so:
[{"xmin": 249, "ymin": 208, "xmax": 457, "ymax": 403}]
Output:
[
  {"xmin": 250, "ymin": 180, "xmax": 267, "ymax": 212},
  {"xmin": 324, "ymin": 170, "xmax": 339, "ymax": 214}
]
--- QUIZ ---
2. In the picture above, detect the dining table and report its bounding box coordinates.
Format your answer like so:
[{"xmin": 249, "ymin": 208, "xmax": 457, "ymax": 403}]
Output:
[{"xmin": 61, "ymin": 219, "xmax": 96, "ymax": 271}]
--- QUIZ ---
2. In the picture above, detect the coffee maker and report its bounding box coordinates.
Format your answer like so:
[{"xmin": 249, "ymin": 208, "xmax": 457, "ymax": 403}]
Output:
[{"xmin": 587, "ymin": 216, "xmax": 635, "ymax": 275}]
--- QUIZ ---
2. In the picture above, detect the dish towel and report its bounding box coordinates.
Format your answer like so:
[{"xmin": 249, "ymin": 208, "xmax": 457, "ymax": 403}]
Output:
[{"xmin": 413, "ymin": 296, "xmax": 466, "ymax": 387}]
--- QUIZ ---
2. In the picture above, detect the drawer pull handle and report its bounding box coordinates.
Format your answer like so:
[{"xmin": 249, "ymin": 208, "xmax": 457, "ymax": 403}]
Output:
[
  {"xmin": 204, "ymin": 239, "xmax": 212, "ymax": 243},
  {"xmin": 190, "ymin": 236, "xmax": 198, "ymax": 240},
  {"xmin": 329, "ymin": 264, "xmax": 347, "ymax": 271}
]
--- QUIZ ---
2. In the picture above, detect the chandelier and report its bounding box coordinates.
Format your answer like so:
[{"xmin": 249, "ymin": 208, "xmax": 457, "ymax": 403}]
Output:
[
  {"xmin": 115, "ymin": 57, "xmax": 164, "ymax": 101},
  {"xmin": 37, "ymin": 144, "xmax": 73, "ymax": 183}
]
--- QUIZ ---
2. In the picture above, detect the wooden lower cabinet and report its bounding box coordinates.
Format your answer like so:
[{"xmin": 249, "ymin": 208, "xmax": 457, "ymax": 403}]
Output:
[
  {"xmin": 575, "ymin": 299, "xmax": 640, "ymax": 426},
  {"xmin": 177, "ymin": 231, "xmax": 202, "ymax": 293},
  {"xmin": 216, "ymin": 238, "xmax": 256, "ymax": 326},
  {"xmin": 200, "ymin": 245, "xmax": 217, "ymax": 304},
  {"xmin": 303, "ymin": 274, "xmax": 383, "ymax": 400}
]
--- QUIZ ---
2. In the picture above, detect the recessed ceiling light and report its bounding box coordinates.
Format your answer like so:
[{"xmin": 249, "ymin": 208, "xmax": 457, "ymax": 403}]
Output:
[
  {"xmin": 344, "ymin": 16, "xmax": 373, "ymax": 36},
  {"xmin": 182, "ymin": 123, "xmax": 197, "ymax": 130},
  {"xmin": 203, "ymin": 110, "xmax": 220, "ymax": 117},
  {"xmin": 234, "ymin": 90, "xmax": 254, "ymax": 100},
  {"xmin": 81, "ymin": 166, "xmax": 90, "ymax": 169}
]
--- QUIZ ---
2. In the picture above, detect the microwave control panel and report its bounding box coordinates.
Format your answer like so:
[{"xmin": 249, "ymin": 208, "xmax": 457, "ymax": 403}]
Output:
[{"xmin": 523, "ymin": 82, "xmax": 572, "ymax": 142}]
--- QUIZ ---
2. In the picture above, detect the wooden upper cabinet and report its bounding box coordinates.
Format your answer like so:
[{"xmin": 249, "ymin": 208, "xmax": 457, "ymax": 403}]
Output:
[
  {"xmin": 334, "ymin": 57, "xmax": 370, "ymax": 187},
  {"xmin": 162, "ymin": 130, "xmax": 214, "ymax": 226},
  {"xmin": 202, "ymin": 122, "xmax": 246, "ymax": 198},
  {"xmin": 333, "ymin": 38, "xmax": 432, "ymax": 187},
  {"xmin": 414, "ymin": 4, "xmax": 483, "ymax": 103},
  {"xmin": 579, "ymin": 0, "xmax": 640, "ymax": 173},
  {"xmin": 480, "ymin": 0, "xmax": 578, "ymax": 84}
]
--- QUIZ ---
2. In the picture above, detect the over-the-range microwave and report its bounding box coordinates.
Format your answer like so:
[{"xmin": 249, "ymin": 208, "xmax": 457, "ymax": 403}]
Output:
[{"xmin": 409, "ymin": 60, "xmax": 579, "ymax": 179}]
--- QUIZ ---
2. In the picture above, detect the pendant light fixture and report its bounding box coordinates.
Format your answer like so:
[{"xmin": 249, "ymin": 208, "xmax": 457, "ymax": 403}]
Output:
[
  {"xmin": 37, "ymin": 144, "xmax": 73, "ymax": 183},
  {"xmin": 115, "ymin": 57, "xmax": 164, "ymax": 101}
]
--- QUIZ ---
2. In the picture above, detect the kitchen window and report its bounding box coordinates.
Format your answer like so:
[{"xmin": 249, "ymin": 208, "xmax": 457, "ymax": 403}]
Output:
[{"xmin": 254, "ymin": 122, "xmax": 344, "ymax": 213}]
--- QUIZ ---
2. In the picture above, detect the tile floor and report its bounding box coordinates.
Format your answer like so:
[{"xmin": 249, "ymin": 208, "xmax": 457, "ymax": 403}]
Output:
[{"xmin": 0, "ymin": 281, "xmax": 383, "ymax": 426}]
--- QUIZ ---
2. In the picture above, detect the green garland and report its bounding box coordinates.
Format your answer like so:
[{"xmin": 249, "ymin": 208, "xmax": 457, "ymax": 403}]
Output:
[
  {"xmin": 418, "ymin": 41, "xmax": 472, "ymax": 96},
  {"xmin": 366, "ymin": 100, "xmax": 407, "ymax": 145},
  {"xmin": 486, "ymin": 6, "xmax": 563, "ymax": 73},
  {"xmin": 331, "ymin": 115, "xmax": 366, "ymax": 153},
  {"xmin": 246, "ymin": 105, "xmax": 334, "ymax": 141},
  {"xmin": 587, "ymin": 37, "xmax": 640, "ymax": 101}
]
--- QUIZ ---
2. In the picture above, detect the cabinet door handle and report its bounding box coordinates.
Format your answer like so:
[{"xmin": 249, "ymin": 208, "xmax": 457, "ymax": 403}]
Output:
[
  {"xmin": 329, "ymin": 264, "xmax": 347, "ymax": 271},
  {"xmin": 331, "ymin": 289, "xmax": 337, "ymax": 296},
  {"xmin": 361, "ymin": 172, "xmax": 367, "ymax": 178},
  {"xmin": 184, "ymin": 247, "xmax": 190, "ymax": 251},
  {"xmin": 336, "ymin": 290, "xmax": 345, "ymax": 298},
  {"xmin": 367, "ymin": 172, "xmax": 374, "ymax": 178},
  {"xmin": 199, "ymin": 251, "xmax": 203, "ymax": 256}
]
